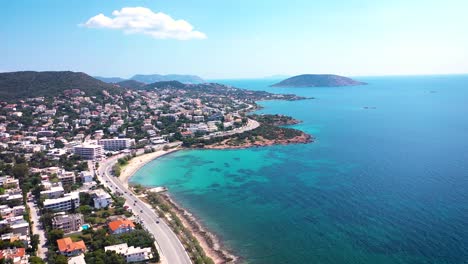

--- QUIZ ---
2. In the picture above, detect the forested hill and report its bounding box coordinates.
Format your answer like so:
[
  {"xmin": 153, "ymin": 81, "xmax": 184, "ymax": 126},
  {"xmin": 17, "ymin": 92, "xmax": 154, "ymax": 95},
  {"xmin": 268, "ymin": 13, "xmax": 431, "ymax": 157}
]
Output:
[{"xmin": 0, "ymin": 71, "xmax": 121, "ymax": 100}]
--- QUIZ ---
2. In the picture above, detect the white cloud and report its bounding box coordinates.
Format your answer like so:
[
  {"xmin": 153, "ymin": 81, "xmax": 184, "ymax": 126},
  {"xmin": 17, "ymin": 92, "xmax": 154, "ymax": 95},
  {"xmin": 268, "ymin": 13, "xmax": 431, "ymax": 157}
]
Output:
[{"xmin": 82, "ymin": 7, "xmax": 206, "ymax": 40}]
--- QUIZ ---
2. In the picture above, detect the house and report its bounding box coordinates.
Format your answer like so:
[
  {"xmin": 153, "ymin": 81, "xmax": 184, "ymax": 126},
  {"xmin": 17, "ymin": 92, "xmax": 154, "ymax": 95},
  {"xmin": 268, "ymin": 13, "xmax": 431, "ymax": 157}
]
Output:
[
  {"xmin": 40, "ymin": 185, "xmax": 65, "ymax": 199},
  {"xmin": 58, "ymin": 171, "xmax": 76, "ymax": 185},
  {"xmin": 108, "ymin": 219, "xmax": 135, "ymax": 234},
  {"xmin": 79, "ymin": 171, "xmax": 94, "ymax": 183},
  {"xmin": 57, "ymin": 237, "xmax": 86, "ymax": 256},
  {"xmin": 0, "ymin": 233, "xmax": 29, "ymax": 248},
  {"xmin": 10, "ymin": 222, "xmax": 29, "ymax": 236},
  {"xmin": 52, "ymin": 213, "xmax": 84, "ymax": 233},
  {"xmin": 0, "ymin": 247, "xmax": 28, "ymax": 264},
  {"xmin": 91, "ymin": 189, "xmax": 112, "ymax": 209},
  {"xmin": 0, "ymin": 176, "xmax": 19, "ymax": 189},
  {"xmin": 105, "ymin": 243, "xmax": 153, "ymax": 263}
]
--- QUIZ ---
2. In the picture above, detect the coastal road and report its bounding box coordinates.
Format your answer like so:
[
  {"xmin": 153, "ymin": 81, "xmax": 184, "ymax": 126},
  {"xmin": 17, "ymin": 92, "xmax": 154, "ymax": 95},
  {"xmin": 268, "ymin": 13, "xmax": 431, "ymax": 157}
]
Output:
[
  {"xmin": 97, "ymin": 148, "xmax": 191, "ymax": 264},
  {"xmin": 205, "ymin": 118, "xmax": 260, "ymax": 139}
]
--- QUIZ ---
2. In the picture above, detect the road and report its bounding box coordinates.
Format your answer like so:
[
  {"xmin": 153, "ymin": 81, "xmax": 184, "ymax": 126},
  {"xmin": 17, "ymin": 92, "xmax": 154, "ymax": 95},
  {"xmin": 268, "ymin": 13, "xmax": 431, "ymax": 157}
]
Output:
[
  {"xmin": 97, "ymin": 147, "xmax": 191, "ymax": 264},
  {"xmin": 204, "ymin": 118, "xmax": 260, "ymax": 139},
  {"xmin": 28, "ymin": 201, "xmax": 48, "ymax": 259}
]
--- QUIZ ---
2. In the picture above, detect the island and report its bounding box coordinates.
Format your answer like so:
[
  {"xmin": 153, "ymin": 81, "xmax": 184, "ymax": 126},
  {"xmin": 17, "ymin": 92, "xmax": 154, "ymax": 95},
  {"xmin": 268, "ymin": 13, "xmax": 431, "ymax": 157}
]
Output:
[{"xmin": 271, "ymin": 74, "xmax": 367, "ymax": 87}]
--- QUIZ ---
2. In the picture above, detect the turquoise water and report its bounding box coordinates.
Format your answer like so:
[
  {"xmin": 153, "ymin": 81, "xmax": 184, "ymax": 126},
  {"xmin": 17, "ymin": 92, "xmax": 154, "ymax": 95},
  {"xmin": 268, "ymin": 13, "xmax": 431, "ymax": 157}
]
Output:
[{"xmin": 131, "ymin": 76, "xmax": 468, "ymax": 264}]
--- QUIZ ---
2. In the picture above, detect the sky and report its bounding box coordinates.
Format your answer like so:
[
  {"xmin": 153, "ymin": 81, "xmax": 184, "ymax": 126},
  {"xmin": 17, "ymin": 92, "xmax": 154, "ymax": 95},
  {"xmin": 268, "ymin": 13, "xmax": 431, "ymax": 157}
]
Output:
[{"xmin": 1, "ymin": 0, "xmax": 468, "ymax": 79}]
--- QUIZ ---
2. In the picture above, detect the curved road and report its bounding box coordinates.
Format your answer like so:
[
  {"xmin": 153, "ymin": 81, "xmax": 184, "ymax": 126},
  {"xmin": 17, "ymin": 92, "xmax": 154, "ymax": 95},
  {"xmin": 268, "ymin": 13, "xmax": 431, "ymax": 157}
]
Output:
[{"xmin": 97, "ymin": 154, "xmax": 191, "ymax": 264}]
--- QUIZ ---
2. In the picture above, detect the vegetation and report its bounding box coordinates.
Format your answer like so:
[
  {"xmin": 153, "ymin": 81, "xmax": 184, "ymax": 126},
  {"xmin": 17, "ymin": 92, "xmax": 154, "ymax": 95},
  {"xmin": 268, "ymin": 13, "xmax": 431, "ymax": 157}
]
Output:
[
  {"xmin": 249, "ymin": 114, "xmax": 300, "ymax": 126},
  {"xmin": 0, "ymin": 71, "xmax": 123, "ymax": 100}
]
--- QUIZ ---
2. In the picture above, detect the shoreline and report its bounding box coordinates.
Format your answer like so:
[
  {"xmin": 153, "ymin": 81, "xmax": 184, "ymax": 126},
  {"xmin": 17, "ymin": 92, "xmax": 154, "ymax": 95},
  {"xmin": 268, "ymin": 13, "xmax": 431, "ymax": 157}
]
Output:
[
  {"xmin": 119, "ymin": 148, "xmax": 181, "ymax": 188},
  {"xmin": 119, "ymin": 147, "xmax": 239, "ymax": 263},
  {"xmin": 161, "ymin": 193, "xmax": 240, "ymax": 264}
]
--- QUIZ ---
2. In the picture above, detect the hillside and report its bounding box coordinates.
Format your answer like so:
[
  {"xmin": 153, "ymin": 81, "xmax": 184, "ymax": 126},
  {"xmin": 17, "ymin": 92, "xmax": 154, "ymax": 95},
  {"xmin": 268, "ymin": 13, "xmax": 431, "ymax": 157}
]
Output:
[
  {"xmin": 131, "ymin": 74, "xmax": 204, "ymax": 84},
  {"xmin": 116, "ymin": 80, "xmax": 146, "ymax": 89},
  {"xmin": 271, "ymin": 74, "xmax": 367, "ymax": 87},
  {"xmin": 0, "ymin": 71, "xmax": 120, "ymax": 100}
]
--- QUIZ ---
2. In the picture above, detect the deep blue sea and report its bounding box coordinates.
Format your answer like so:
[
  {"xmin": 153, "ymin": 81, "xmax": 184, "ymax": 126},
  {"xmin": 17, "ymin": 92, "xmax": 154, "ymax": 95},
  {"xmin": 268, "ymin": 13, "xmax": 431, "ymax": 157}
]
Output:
[{"xmin": 131, "ymin": 76, "xmax": 468, "ymax": 264}]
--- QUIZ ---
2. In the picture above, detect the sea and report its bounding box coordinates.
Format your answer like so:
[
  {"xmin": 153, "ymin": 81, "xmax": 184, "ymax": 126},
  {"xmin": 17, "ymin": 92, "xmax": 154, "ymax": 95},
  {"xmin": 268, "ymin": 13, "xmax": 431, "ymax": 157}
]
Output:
[{"xmin": 130, "ymin": 75, "xmax": 468, "ymax": 264}]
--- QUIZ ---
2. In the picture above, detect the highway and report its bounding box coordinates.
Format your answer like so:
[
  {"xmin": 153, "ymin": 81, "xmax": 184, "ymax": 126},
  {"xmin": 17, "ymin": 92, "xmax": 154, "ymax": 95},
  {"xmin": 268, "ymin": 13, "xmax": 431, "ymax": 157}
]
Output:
[{"xmin": 97, "ymin": 149, "xmax": 191, "ymax": 264}]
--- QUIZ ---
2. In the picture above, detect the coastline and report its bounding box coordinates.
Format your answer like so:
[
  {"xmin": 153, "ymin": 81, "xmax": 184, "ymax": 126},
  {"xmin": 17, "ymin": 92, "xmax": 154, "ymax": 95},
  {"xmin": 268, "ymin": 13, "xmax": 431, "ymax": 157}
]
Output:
[
  {"xmin": 161, "ymin": 193, "xmax": 239, "ymax": 264},
  {"xmin": 119, "ymin": 148, "xmax": 181, "ymax": 188},
  {"xmin": 119, "ymin": 147, "xmax": 239, "ymax": 263}
]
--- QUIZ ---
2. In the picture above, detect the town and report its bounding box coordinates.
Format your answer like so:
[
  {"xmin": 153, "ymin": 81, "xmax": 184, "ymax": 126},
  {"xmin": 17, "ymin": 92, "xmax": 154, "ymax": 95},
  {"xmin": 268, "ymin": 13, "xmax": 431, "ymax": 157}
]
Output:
[{"xmin": 0, "ymin": 80, "xmax": 307, "ymax": 264}]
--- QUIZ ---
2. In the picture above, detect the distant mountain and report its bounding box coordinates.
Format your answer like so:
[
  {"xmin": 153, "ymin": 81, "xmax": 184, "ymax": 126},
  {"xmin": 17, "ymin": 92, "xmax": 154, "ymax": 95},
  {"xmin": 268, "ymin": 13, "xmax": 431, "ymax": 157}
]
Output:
[
  {"xmin": 131, "ymin": 74, "xmax": 204, "ymax": 84},
  {"xmin": 93, "ymin": 76, "xmax": 126, "ymax": 83},
  {"xmin": 0, "ymin": 71, "xmax": 120, "ymax": 100},
  {"xmin": 116, "ymin": 80, "xmax": 146, "ymax": 89},
  {"xmin": 271, "ymin": 74, "xmax": 367, "ymax": 87}
]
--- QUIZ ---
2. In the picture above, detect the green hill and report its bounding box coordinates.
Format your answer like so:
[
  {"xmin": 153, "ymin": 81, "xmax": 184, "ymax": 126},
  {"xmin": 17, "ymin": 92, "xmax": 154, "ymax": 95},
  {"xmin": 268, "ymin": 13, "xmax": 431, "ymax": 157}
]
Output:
[{"xmin": 0, "ymin": 71, "xmax": 121, "ymax": 100}]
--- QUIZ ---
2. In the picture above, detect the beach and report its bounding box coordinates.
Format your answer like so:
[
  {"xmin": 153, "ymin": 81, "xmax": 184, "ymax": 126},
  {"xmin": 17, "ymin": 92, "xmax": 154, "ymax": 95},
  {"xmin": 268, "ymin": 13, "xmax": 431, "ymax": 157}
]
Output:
[{"xmin": 119, "ymin": 148, "xmax": 180, "ymax": 188}]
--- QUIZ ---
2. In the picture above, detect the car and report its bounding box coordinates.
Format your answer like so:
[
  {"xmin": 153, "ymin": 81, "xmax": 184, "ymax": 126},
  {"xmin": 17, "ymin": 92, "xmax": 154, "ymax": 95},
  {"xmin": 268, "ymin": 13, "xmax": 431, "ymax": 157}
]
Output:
[
  {"xmin": 156, "ymin": 220, "xmax": 160, "ymax": 224},
  {"xmin": 140, "ymin": 210, "xmax": 143, "ymax": 213}
]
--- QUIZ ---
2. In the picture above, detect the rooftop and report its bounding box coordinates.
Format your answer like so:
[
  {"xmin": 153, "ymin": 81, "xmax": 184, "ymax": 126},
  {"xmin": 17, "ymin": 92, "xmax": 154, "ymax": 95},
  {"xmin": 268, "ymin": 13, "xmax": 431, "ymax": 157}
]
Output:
[{"xmin": 57, "ymin": 237, "xmax": 86, "ymax": 253}]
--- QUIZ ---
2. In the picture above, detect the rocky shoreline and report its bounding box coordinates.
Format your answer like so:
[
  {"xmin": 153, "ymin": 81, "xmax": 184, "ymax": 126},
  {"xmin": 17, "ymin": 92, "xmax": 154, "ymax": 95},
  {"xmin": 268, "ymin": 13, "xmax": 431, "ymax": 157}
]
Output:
[
  {"xmin": 160, "ymin": 194, "xmax": 240, "ymax": 264},
  {"xmin": 203, "ymin": 132, "xmax": 313, "ymax": 149}
]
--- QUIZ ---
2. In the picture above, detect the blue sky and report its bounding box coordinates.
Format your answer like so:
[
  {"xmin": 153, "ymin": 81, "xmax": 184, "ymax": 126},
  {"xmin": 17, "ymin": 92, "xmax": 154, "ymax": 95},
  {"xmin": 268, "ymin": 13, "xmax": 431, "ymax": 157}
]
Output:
[{"xmin": 1, "ymin": 0, "xmax": 467, "ymax": 79}]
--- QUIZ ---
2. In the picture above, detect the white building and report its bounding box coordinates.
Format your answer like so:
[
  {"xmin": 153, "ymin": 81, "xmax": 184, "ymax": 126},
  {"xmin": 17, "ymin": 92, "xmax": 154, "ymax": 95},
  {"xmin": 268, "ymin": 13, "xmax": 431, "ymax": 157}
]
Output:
[
  {"xmin": 105, "ymin": 243, "xmax": 153, "ymax": 263},
  {"xmin": 73, "ymin": 144, "xmax": 103, "ymax": 160},
  {"xmin": 68, "ymin": 254, "xmax": 87, "ymax": 264},
  {"xmin": 40, "ymin": 185, "xmax": 65, "ymax": 199},
  {"xmin": 79, "ymin": 171, "xmax": 94, "ymax": 183},
  {"xmin": 43, "ymin": 192, "xmax": 80, "ymax": 212},
  {"xmin": 92, "ymin": 190, "xmax": 112, "ymax": 209},
  {"xmin": 98, "ymin": 138, "xmax": 135, "ymax": 151}
]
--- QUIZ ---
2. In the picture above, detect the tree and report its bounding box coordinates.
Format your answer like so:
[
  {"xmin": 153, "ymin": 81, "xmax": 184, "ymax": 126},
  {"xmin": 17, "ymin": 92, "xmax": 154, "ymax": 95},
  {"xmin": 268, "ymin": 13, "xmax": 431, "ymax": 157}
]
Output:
[
  {"xmin": 30, "ymin": 234, "xmax": 40, "ymax": 252},
  {"xmin": 12, "ymin": 163, "xmax": 29, "ymax": 182},
  {"xmin": 54, "ymin": 139, "xmax": 65, "ymax": 148},
  {"xmin": 48, "ymin": 229, "xmax": 64, "ymax": 247},
  {"xmin": 29, "ymin": 256, "xmax": 45, "ymax": 264},
  {"xmin": 79, "ymin": 192, "xmax": 93, "ymax": 206}
]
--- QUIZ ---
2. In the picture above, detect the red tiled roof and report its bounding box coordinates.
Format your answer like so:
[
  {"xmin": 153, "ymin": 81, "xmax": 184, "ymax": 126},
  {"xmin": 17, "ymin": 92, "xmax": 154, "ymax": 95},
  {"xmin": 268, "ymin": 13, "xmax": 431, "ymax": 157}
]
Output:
[
  {"xmin": 108, "ymin": 219, "xmax": 135, "ymax": 232},
  {"xmin": 57, "ymin": 237, "xmax": 86, "ymax": 253},
  {"xmin": 0, "ymin": 248, "xmax": 26, "ymax": 259}
]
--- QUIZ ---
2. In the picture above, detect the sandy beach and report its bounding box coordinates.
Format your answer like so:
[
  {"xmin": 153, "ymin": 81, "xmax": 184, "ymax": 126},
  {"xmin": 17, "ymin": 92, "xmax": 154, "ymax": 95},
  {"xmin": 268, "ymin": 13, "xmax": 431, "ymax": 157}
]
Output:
[{"xmin": 119, "ymin": 148, "xmax": 181, "ymax": 188}]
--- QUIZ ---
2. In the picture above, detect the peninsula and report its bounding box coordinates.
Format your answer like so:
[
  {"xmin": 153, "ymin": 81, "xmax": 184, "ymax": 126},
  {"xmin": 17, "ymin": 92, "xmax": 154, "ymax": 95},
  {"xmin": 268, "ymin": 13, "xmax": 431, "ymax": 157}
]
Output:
[{"xmin": 271, "ymin": 74, "xmax": 367, "ymax": 87}]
